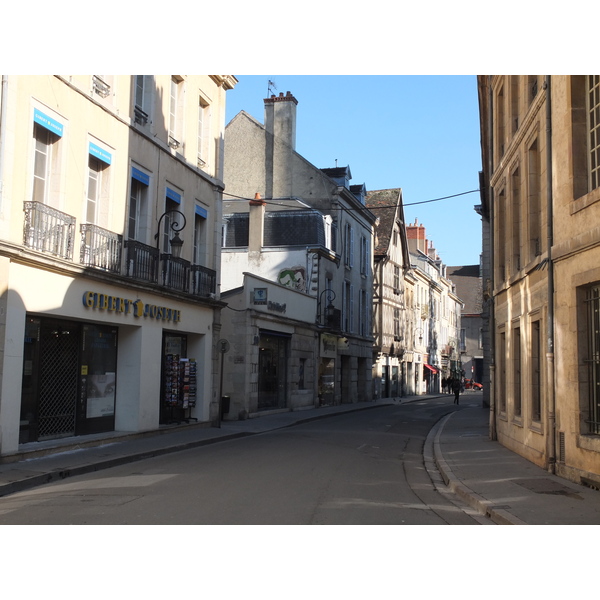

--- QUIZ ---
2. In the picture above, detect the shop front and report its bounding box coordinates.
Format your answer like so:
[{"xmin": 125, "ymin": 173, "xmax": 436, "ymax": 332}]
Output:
[
  {"xmin": 0, "ymin": 261, "xmax": 215, "ymax": 457},
  {"xmin": 20, "ymin": 317, "xmax": 118, "ymax": 443}
]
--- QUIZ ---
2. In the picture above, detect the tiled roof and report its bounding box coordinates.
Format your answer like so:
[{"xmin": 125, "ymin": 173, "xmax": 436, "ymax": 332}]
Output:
[{"xmin": 365, "ymin": 188, "xmax": 402, "ymax": 256}]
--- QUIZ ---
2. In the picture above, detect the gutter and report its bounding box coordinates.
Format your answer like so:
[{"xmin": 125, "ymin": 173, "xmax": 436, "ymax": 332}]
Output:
[{"xmin": 544, "ymin": 76, "xmax": 556, "ymax": 473}]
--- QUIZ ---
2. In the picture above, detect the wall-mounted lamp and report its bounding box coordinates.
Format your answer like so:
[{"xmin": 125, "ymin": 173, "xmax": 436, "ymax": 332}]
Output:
[
  {"xmin": 155, "ymin": 209, "xmax": 187, "ymax": 259},
  {"xmin": 317, "ymin": 289, "xmax": 337, "ymax": 326}
]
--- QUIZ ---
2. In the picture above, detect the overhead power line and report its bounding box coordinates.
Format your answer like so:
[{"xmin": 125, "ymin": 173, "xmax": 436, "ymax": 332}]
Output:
[{"xmin": 222, "ymin": 189, "xmax": 481, "ymax": 211}]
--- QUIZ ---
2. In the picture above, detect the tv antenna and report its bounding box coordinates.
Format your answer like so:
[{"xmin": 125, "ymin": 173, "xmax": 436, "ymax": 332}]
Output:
[{"xmin": 268, "ymin": 79, "xmax": 277, "ymax": 96}]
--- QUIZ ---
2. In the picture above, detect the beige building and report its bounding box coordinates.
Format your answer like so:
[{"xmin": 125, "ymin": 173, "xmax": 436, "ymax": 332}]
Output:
[
  {"xmin": 478, "ymin": 75, "xmax": 600, "ymax": 486},
  {"xmin": 0, "ymin": 75, "xmax": 236, "ymax": 457}
]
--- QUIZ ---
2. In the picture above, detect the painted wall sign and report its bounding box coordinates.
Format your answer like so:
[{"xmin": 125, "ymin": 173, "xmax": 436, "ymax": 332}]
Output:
[
  {"xmin": 83, "ymin": 291, "xmax": 181, "ymax": 323},
  {"xmin": 278, "ymin": 266, "xmax": 306, "ymax": 292}
]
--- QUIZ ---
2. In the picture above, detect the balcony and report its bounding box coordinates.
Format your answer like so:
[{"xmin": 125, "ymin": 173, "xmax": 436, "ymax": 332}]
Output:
[
  {"xmin": 80, "ymin": 224, "xmax": 122, "ymax": 273},
  {"xmin": 161, "ymin": 254, "xmax": 190, "ymax": 292},
  {"xmin": 125, "ymin": 239, "xmax": 159, "ymax": 284},
  {"xmin": 191, "ymin": 264, "xmax": 216, "ymax": 297},
  {"xmin": 23, "ymin": 201, "xmax": 76, "ymax": 260},
  {"xmin": 23, "ymin": 203, "xmax": 217, "ymax": 299}
]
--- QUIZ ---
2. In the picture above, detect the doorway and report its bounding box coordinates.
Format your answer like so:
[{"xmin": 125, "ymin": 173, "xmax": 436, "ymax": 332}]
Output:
[{"xmin": 258, "ymin": 331, "xmax": 289, "ymax": 411}]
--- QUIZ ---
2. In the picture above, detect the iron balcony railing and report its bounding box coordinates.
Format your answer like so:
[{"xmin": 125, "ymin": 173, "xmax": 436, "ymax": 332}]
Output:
[
  {"xmin": 80, "ymin": 223, "xmax": 122, "ymax": 274},
  {"xmin": 125, "ymin": 239, "xmax": 159, "ymax": 284},
  {"xmin": 161, "ymin": 254, "xmax": 190, "ymax": 292},
  {"xmin": 23, "ymin": 201, "xmax": 76, "ymax": 260},
  {"xmin": 191, "ymin": 264, "xmax": 216, "ymax": 297}
]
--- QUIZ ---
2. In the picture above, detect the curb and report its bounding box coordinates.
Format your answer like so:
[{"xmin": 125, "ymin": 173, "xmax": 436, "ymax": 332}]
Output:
[{"xmin": 432, "ymin": 412, "xmax": 527, "ymax": 525}]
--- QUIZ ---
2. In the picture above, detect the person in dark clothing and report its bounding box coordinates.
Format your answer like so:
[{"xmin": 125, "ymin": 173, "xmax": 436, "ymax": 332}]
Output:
[{"xmin": 452, "ymin": 377, "xmax": 461, "ymax": 404}]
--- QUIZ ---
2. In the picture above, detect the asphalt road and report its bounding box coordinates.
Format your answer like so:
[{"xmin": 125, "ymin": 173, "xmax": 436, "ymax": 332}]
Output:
[{"xmin": 0, "ymin": 395, "xmax": 492, "ymax": 524}]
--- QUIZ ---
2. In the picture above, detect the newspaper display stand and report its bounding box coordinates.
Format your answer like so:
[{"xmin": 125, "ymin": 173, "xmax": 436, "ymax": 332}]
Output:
[{"xmin": 163, "ymin": 355, "xmax": 197, "ymax": 423}]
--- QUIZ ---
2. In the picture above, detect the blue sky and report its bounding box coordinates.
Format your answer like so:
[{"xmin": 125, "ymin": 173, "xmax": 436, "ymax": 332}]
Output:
[{"xmin": 225, "ymin": 75, "xmax": 483, "ymax": 267}]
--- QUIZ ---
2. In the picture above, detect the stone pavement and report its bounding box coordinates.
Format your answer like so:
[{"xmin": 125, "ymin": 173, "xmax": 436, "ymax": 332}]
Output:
[{"xmin": 1, "ymin": 393, "xmax": 599, "ymax": 524}]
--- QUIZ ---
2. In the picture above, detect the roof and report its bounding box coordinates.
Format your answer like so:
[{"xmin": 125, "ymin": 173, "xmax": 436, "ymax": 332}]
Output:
[
  {"xmin": 365, "ymin": 188, "xmax": 402, "ymax": 256},
  {"xmin": 446, "ymin": 265, "xmax": 483, "ymax": 314}
]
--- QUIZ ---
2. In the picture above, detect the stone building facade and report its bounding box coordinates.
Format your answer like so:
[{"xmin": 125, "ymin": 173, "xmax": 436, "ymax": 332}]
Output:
[{"xmin": 478, "ymin": 75, "xmax": 600, "ymax": 485}]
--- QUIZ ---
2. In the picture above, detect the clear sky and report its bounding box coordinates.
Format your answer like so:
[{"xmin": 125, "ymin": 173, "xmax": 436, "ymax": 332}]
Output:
[{"xmin": 225, "ymin": 75, "xmax": 483, "ymax": 267}]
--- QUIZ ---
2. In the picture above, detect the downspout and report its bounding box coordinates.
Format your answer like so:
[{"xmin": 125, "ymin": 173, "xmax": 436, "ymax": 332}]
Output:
[
  {"xmin": 488, "ymin": 76, "xmax": 497, "ymax": 441},
  {"xmin": 544, "ymin": 76, "xmax": 556, "ymax": 473},
  {"xmin": 0, "ymin": 75, "xmax": 8, "ymax": 213}
]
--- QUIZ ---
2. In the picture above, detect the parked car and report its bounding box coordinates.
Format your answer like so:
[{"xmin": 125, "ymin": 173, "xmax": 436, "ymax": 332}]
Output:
[{"xmin": 464, "ymin": 378, "xmax": 483, "ymax": 391}]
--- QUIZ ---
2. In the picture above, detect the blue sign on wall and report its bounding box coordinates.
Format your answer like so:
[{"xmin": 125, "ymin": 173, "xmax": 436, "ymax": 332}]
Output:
[
  {"xmin": 166, "ymin": 187, "xmax": 181, "ymax": 204},
  {"xmin": 34, "ymin": 108, "xmax": 64, "ymax": 137},
  {"xmin": 131, "ymin": 167, "xmax": 150, "ymax": 186},
  {"xmin": 89, "ymin": 142, "xmax": 112, "ymax": 165}
]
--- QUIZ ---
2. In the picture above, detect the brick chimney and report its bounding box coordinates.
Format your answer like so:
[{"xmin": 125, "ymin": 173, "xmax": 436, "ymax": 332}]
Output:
[
  {"xmin": 249, "ymin": 192, "xmax": 265, "ymax": 253},
  {"xmin": 264, "ymin": 91, "xmax": 298, "ymax": 150},
  {"xmin": 406, "ymin": 218, "xmax": 427, "ymax": 254}
]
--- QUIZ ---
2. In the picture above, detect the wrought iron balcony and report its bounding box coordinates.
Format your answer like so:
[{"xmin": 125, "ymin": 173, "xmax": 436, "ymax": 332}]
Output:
[
  {"xmin": 161, "ymin": 254, "xmax": 190, "ymax": 292},
  {"xmin": 80, "ymin": 224, "xmax": 122, "ymax": 273},
  {"xmin": 92, "ymin": 75, "xmax": 111, "ymax": 98},
  {"xmin": 191, "ymin": 264, "xmax": 216, "ymax": 297},
  {"xmin": 23, "ymin": 201, "xmax": 76, "ymax": 260},
  {"xmin": 125, "ymin": 239, "xmax": 159, "ymax": 284},
  {"xmin": 134, "ymin": 105, "xmax": 149, "ymax": 125}
]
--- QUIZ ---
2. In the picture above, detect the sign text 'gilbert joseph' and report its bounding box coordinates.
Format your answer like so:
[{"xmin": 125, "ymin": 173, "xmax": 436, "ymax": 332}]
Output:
[{"xmin": 83, "ymin": 291, "xmax": 181, "ymax": 323}]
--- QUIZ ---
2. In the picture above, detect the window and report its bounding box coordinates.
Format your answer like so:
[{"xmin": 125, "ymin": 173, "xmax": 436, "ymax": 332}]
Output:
[
  {"xmin": 584, "ymin": 285, "xmax": 600, "ymax": 434},
  {"xmin": 299, "ymin": 358, "xmax": 306, "ymax": 390},
  {"xmin": 527, "ymin": 138, "xmax": 542, "ymax": 260},
  {"xmin": 528, "ymin": 76, "xmax": 538, "ymax": 104},
  {"xmin": 587, "ymin": 75, "xmax": 600, "ymax": 191},
  {"xmin": 496, "ymin": 188, "xmax": 507, "ymax": 281},
  {"xmin": 360, "ymin": 234, "xmax": 369, "ymax": 275},
  {"xmin": 499, "ymin": 331, "xmax": 507, "ymax": 413},
  {"xmin": 169, "ymin": 76, "xmax": 184, "ymax": 148},
  {"xmin": 134, "ymin": 75, "xmax": 152, "ymax": 125},
  {"xmin": 511, "ymin": 167, "xmax": 521, "ymax": 272},
  {"xmin": 197, "ymin": 95, "xmax": 210, "ymax": 168},
  {"xmin": 393, "ymin": 307, "xmax": 400, "ymax": 340},
  {"xmin": 343, "ymin": 280, "xmax": 353, "ymax": 333},
  {"xmin": 496, "ymin": 83, "xmax": 505, "ymax": 161},
  {"xmin": 511, "ymin": 75, "xmax": 519, "ymax": 134},
  {"xmin": 460, "ymin": 328, "xmax": 466, "ymax": 352},
  {"xmin": 162, "ymin": 188, "xmax": 182, "ymax": 253},
  {"xmin": 92, "ymin": 75, "xmax": 112, "ymax": 99},
  {"xmin": 513, "ymin": 327, "xmax": 522, "ymax": 417},
  {"xmin": 128, "ymin": 167, "xmax": 150, "ymax": 242},
  {"xmin": 86, "ymin": 143, "xmax": 112, "ymax": 227},
  {"xmin": 193, "ymin": 204, "xmax": 207, "ymax": 265},
  {"xmin": 360, "ymin": 289, "xmax": 369, "ymax": 337},
  {"xmin": 32, "ymin": 124, "xmax": 54, "ymax": 204},
  {"xmin": 87, "ymin": 157, "xmax": 101, "ymax": 223},
  {"xmin": 531, "ymin": 320, "xmax": 542, "ymax": 422},
  {"xmin": 393, "ymin": 265, "xmax": 400, "ymax": 293},
  {"xmin": 344, "ymin": 223, "xmax": 354, "ymax": 268}
]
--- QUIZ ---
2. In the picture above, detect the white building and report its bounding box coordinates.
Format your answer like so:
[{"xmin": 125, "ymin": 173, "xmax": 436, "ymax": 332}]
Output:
[
  {"xmin": 223, "ymin": 92, "xmax": 377, "ymax": 406},
  {"xmin": 0, "ymin": 75, "xmax": 236, "ymax": 457}
]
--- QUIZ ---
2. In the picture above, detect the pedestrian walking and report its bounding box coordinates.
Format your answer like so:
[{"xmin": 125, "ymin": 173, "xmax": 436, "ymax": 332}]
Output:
[
  {"xmin": 452, "ymin": 377, "xmax": 461, "ymax": 404},
  {"xmin": 442, "ymin": 377, "xmax": 447, "ymax": 394}
]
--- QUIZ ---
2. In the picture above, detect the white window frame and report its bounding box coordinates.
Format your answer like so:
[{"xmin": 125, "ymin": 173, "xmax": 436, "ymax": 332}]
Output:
[
  {"xmin": 197, "ymin": 94, "xmax": 211, "ymax": 168},
  {"xmin": 33, "ymin": 124, "xmax": 53, "ymax": 205}
]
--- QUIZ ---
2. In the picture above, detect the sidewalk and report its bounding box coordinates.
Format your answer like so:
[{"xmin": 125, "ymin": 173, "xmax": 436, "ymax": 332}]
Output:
[{"xmin": 1, "ymin": 393, "xmax": 599, "ymax": 524}]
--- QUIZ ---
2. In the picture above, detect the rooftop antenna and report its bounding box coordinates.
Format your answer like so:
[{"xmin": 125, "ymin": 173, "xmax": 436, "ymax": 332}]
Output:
[{"xmin": 268, "ymin": 79, "xmax": 277, "ymax": 96}]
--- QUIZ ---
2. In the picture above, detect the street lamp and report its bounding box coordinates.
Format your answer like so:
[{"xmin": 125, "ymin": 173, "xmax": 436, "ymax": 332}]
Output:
[
  {"xmin": 155, "ymin": 209, "xmax": 187, "ymax": 258},
  {"xmin": 317, "ymin": 289, "xmax": 337, "ymax": 326}
]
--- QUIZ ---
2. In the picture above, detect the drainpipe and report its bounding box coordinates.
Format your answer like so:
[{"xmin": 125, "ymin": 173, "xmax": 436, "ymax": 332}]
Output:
[
  {"xmin": 0, "ymin": 75, "xmax": 8, "ymax": 213},
  {"xmin": 544, "ymin": 76, "xmax": 556, "ymax": 473},
  {"xmin": 487, "ymin": 76, "xmax": 497, "ymax": 441}
]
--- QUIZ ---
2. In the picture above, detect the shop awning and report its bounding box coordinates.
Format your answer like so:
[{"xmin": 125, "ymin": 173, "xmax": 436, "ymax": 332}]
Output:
[{"xmin": 423, "ymin": 363, "xmax": 438, "ymax": 373}]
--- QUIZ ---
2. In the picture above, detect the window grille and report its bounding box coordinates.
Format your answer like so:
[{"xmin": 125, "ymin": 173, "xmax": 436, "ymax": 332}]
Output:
[
  {"xmin": 585, "ymin": 285, "xmax": 600, "ymax": 434},
  {"xmin": 587, "ymin": 75, "xmax": 600, "ymax": 191}
]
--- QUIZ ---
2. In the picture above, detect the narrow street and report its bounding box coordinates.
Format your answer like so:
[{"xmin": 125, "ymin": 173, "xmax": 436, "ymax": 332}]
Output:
[{"xmin": 0, "ymin": 395, "xmax": 492, "ymax": 525}]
